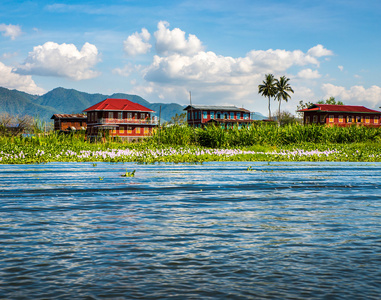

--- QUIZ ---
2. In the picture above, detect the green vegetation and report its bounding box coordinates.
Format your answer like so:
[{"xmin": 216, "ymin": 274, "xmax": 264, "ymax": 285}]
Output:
[{"xmin": 1, "ymin": 124, "xmax": 381, "ymax": 164}]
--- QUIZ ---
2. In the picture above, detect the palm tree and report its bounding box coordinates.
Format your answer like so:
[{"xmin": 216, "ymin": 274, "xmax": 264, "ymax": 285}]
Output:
[
  {"xmin": 258, "ymin": 74, "xmax": 276, "ymax": 120},
  {"xmin": 274, "ymin": 76, "xmax": 294, "ymax": 125}
]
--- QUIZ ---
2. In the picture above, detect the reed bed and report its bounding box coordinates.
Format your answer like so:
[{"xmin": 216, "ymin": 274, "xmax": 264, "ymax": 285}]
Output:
[
  {"xmin": 1, "ymin": 124, "xmax": 381, "ymax": 163},
  {"xmin": 152, "ymin": 123, "xmax": 381, "ymax": 147}
]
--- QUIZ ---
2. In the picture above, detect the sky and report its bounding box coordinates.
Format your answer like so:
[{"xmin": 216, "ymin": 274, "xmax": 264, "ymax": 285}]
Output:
[{"xmin": 1, "ymin": 0, "xmax": 381, "ymax": 116}]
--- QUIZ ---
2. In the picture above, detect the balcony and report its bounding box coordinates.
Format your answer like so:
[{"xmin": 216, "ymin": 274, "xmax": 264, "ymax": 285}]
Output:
[{"xmin": 98, "ymin": 118, "xmax": 158, "ymax": 125}]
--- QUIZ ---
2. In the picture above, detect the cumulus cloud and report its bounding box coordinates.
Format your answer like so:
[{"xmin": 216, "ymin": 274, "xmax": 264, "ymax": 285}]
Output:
[
  {"xmin": 15, "ymin": 42, "xmax": 101, "ymax": 80},
  {"xmin": 297, "ymin": 68, "xmax": 321, "ymax": 79},
  {"xmin": 0, "ymin": 24, "xmax": 22, "ymax": 40},
  {"xmin": 321, "ymin": 83, "xmax": 381, "ymax": 107},
  {"xmin": 338, "ymin": 65, "xmax": 344, "ymax": 71},
  {"xmin": 0, "ymin": 62, "xmax": 45, "ymax": 94},
  {"xmin": 154, "ymin": 21, "xmax": 203, "ymax": 56},
  {"xmin": 120, "ymin": 22, "xmax": 334, "ymax": 113},
  {"xmin": 307, "ymin": 44, "xmax": 333, "ymax": 57},
  {"xmin": 123, "ymin": 28, "xmax": 152, "ymax": 56},
  {"xmin": 133, "ymin": 42, "xmax": 334, "ymax": 110},
  {"xmin": 143, "ymin": 46, "xmax": 328, "ymax": 85}
]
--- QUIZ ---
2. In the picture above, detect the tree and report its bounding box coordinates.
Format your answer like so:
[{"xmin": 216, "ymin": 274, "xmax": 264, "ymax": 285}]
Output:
[
  {"xmin": 317, "ymin": 97, "xmax": 344, "ymax": 105},
  {"xmin": 274, "ymin": 76, "xmax": 294, "ymax": 124},
  {"xmin": 296, "ymin": 100, "xmax": 314, "ymax": 118},
  {"xmin": 258, "ymin": 74, "xmax": 276, "ymax": 120},
  {"xmin": 278, "ymin": 111, "xmax": 298, "ymax": 126},
  {"xmin": 169, "ymin": 113, "xmax": 187, "ymax": 125}
]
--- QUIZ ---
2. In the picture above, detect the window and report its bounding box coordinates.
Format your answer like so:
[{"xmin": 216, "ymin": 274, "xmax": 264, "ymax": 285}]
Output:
[
  {"xmin": 356, "ymin": 116, "xmax": 361, "ymax": 123},
  {"xmin": 134, "ymin": 113, "xmax": 138, "ymax": 119},
  {"xmin": 144, "ymin": 127, "xmax": 149, "ymax": 134},
  {"xmin": 198, "ymin": 111, "xmax": 201, "ymax": 119},
  {"xmin": 347, "ymin": 116, "xmax": 353, "ymax": 123},
  {"xmin": 136, "ymin": 127, "xmax": 141, "ymax": 134},
  {"xmin": 374, "ymin": 116, "xmax": 379, "ymax": 124},
  {"xmin": 365, "ymin": 116, "xmax": 370, "ymax": 124},
  {"xmin": 210, "ymin": 111, "xmax": 214, "ymax": 119},
  {"xmin": 119, "ymin": 126, "xmax": 124, "ymax": 134},
  {"xmin": 112, "ymin": 128, "xmax": 116, "ymax": 134},
  {"xmin": 320, "ymin": 115, "xmax": 325, "ymax": 123},
  {"xmin": 306, "ymin": 116, "xmax": 310, "ymax": 124},
  {"xmin": 237, "ymin": 112, "xmax": 241, "ymax": 119},
  {"xmin": 329, "ymin": 115, "xmax": 334, "ymax": 123},
  {"xmin": 127, "ymin": 127, "xmax": 132, "ymax": 134},
  {"xmin": 203, "ymin": 111, "xmax": 207, "ymax": 119},
  {"xmin": 127, "ymin": 113, "xmax": 132, "ymax": 119},
  {"xmin": 313, "ymin": 115, "xmax": 318, "ymax": 123},
  {"xmin": 108, "ymin": 112, "xmax": 113, "ymax": 119},
  {"xmin": 243, "ymin": 113, "xmax": 249, "ymax": 120},
  {"xmin": 216, "ymin": 112, "xmax": 221, "ymax": 119},
  {"xmin": 141, "ymin": 113, "xmax": 145, "ymax": 119},
  {"xmin": 188, "ymin": 112, "xmax": 191, "ymax": 120},
  {"xmin": 230, "ymin": 112, "xmax": 234, "ymax": 119},
  {"xmin": 118, "ymin": 112, "xmax": 122, "ymax": 120}
]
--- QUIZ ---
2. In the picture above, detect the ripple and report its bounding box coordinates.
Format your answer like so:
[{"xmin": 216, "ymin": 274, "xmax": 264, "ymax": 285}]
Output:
[{"xmin": 0, "ymin": 162, "xmax": 381, "ymax": 299}]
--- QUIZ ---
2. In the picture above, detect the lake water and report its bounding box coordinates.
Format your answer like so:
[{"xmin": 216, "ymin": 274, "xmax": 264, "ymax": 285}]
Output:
[{"xmin": 1, "ymin": 162, "xmax": 380, "ymax": 299}]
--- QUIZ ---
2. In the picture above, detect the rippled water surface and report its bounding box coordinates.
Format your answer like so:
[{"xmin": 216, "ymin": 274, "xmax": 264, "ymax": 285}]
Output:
[{"xmin": 1, "ymin": 162, "xmax": 381, "ymax": 299}]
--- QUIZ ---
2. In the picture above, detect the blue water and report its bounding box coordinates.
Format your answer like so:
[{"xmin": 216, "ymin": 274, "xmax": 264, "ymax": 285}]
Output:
[{"xmin": 0, "ymin": 162, "xmax": 380, "ymax": 299}]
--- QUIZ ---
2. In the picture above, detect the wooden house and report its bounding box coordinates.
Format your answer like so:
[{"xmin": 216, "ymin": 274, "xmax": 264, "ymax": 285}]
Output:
[
  {"xmin": 298, "ymin": 104, "xmax": 381, "ymax": 127},
  {"xmin": 51, "ymin": 114, "xmax": 87, "ymax": 132},
  {"xmin": 184, "ymin": 105, "xmax": 252, "ymax": 128},
  {"xmin": 83, "ymin": 98, "xmax": 157, "ymax": 141}
]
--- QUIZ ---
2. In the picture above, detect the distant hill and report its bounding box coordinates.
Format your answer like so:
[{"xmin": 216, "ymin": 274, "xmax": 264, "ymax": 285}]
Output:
[
  {"xmin": 0, "ymin": 87, "xmax": 184, "ymax": 122},
  {"xmin": 251, "ymin": 112, "xmax": 267, "ymax": 120}
]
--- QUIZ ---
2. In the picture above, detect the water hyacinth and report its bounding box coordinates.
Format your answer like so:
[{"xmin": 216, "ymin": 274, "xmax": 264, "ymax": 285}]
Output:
[{"xmin": 1, "ymin": 145, "xmax": 380, "ymax": 164}]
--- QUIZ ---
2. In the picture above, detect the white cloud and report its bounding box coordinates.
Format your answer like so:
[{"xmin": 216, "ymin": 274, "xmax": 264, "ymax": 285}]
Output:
[
  {"xmin": 321, "ymin": 83, "xmax": 381, "ymax": 108},
  {"xmin": 143, "ymin": 46, "xmax": 327, "ymax": 85},
  {"xmin": 0, "ymin": 62, "xmax": 45, "ymax": 95},
  {"xmin": 123, "ymin": 28, "xmax": 152, "ymax": 56},
  {"xmin": 307, "ymin": 44, "xmax": 333, "ymax": 57},
  {"xmin": 338, "ymin": 65, "xmax": 344, "ymax": 71},
  {"xmin": 0, "ymin": 24, "xmax": 22, "ymax": 40},
  {"xmin": 297, "ymin": 68, "xmax": 321, "ymax": 79},
  {"xmin": 15, "ymin": 42, "xmax": 101, "ymax": 80},
  {"xmin": 132, "ymin": 43, "xmax": 334, "ymax": 112},
  {"xmin": 154, "ymin": 21, "xmax": 203, "ymax": 56}
]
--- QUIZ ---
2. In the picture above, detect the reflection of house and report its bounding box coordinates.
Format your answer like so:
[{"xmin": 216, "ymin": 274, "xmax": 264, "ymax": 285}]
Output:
[
  {"xmin": 184, "ymin": 105, "xmax": 252, "ymax": 128},
  {"xmin": 51, "ymin": 114, "xmax": 87, "ymax": 131},
  {"xmin": 298, "ymin": 104, "xmax": 381, "ymax": 127},
  {"xmin": 83, "ymin": 98, "xmax": 158, "ymax": 141}
]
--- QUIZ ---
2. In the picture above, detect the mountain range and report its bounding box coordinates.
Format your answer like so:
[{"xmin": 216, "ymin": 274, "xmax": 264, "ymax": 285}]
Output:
[
  {"xmin": 0, "ymin": 86, "xmax": 266, "ymax": 123},
  {"xmin": 0, "ymin": 87, "xmax": 185, "ymax": 123}
]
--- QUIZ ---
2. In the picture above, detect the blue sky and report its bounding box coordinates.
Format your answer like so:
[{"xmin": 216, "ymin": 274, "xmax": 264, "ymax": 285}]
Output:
[{"xmin": 1, "ymin": 0, "xmax": 380, "ymax": 116}]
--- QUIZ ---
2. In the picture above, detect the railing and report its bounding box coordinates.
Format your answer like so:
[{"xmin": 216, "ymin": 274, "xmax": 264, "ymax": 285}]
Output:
[{"xmin": 98, "ymin": 118, "xmax": 158, "ymax": 125}]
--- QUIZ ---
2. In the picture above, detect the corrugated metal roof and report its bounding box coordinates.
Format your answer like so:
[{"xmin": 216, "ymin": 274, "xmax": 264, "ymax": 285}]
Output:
[
  {"xmin": 184, "ymin": 105, "xmax": 250, "ymax": 112},
  {"xmin": 298, "ymin": 104, "xmax": 381, "ymax": 113},
  {"xmin": 83, "ymin": 98, "xmax": 154, "ymax": 112},
  {"xmin": 51, "ymin": 114, "xmax": 87, "ymax": 119}
]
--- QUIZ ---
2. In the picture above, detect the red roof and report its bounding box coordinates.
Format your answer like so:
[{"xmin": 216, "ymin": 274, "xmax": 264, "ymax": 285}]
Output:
[
  {"xmin": 298, "ymin": 104, "xmax": 381, "ymax": 114},
  {"xmin": 83, "ymin": 98, "xmax": 154, "ymax": 112}
]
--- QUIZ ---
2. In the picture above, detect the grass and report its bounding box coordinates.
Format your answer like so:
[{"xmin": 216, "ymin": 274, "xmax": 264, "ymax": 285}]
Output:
[{"xmin": 0, "ymin": 124, "xmax": 381, "ymax": 164}]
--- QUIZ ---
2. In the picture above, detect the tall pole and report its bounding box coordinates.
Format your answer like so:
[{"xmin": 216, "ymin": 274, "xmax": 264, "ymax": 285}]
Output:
[
  {"xmin": 189, "ymin": 91, "xmax": 196, "ymax": 143},
  {"xmin": 158, "ymin": 105, "xmax": 161, "ymax": 145}
]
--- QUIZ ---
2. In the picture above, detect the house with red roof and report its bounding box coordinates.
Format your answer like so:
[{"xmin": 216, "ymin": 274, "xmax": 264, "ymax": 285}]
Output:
[
  {"xmin": 184, "ymin": 105, "xmax": 252, "ymax": 129},
  {"xmin": 298, "ymin": 104, "xmax": 381, "ymax": 127},
  {"xmin": 83, "ymin": 98, "xmax": 157, "ymax": 140}
]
